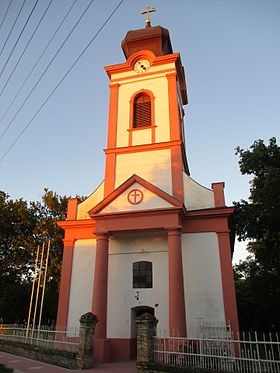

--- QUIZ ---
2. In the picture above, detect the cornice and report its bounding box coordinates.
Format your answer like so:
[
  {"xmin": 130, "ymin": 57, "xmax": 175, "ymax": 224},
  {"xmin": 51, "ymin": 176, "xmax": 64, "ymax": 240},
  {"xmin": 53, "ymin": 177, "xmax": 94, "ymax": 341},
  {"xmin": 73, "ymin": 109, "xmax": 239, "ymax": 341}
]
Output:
[
  {"xmin": 91, "ymin": 206, "xmax": 184, "ymax": 220},
  {"xmin": 186, "ymin": 206, "xmax": 235, "ymax": 219},
  {"xmin": 57, "ymin": 219, "xmax": 95, "ymax": 230},
  {"xmin": 105, "ymin": 51, "xmax": 180, "ymax": 78},
  {"xmin": 104, "ymin": 139, "xmax": 182, "ymax": 155}
]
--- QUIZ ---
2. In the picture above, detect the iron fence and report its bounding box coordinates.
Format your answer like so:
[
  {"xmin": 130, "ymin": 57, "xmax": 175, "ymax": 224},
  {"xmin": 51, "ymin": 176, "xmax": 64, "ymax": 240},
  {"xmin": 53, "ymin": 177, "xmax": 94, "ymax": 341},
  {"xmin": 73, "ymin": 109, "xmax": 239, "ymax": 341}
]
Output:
[
  {"xmin": 154, "ymin": 331, "xmax": 280, "ymax": 373},
  {"xmin": 0, "ymin": 324, "xmax": 79, "ymax": 353}
]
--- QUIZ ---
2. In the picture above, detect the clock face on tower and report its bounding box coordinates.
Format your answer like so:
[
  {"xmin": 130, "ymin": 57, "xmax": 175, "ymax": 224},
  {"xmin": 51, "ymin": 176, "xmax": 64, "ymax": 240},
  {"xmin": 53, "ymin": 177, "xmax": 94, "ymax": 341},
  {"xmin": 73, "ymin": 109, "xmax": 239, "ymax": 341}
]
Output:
[{"xmin": 134, "ymin": 59, "xmax": 151, "ymax": 73}]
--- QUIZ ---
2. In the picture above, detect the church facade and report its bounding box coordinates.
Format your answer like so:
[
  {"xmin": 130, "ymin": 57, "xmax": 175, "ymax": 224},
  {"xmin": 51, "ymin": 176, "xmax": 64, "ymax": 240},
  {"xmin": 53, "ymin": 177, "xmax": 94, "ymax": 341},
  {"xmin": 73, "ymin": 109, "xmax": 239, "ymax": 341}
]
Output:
[{"xmin": 56, "ymin": 23, "xmax": 238, "ymax": 362}]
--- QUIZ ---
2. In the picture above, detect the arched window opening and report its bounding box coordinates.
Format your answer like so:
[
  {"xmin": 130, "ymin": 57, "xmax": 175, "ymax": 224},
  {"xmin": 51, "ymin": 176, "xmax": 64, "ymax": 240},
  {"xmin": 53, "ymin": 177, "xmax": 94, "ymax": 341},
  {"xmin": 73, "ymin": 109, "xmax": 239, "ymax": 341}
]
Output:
[
  {"xmin": 133, "ymin": 261, "xmax": 153, "ymax": 288},
  {"xmin": 133, "ymin": 93, "xmax": 151, "ymax": 128}
]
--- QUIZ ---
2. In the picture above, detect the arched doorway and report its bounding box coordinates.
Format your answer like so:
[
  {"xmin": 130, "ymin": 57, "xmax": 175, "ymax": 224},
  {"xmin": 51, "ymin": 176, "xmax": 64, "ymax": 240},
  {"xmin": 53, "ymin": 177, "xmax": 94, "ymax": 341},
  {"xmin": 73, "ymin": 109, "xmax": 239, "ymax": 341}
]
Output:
[{"xmin": 130, "ymin": 306, "xmax": 154, "ymax": 358}]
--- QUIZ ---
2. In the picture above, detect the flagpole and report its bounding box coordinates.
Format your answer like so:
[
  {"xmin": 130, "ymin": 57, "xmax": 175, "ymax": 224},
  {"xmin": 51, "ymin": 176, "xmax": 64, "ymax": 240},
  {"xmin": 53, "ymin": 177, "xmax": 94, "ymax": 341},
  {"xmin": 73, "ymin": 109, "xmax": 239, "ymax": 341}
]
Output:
[
  {"xmin": 38, "ymin": 240, "xmax": 50, "ymax": 335},
  {"xmin": 31, "ymin": 242, "xmax": 45, "ymax": 339},
  {"xmin": 25, "ymin": 245, "xmax": 40, "ymax": 337}
]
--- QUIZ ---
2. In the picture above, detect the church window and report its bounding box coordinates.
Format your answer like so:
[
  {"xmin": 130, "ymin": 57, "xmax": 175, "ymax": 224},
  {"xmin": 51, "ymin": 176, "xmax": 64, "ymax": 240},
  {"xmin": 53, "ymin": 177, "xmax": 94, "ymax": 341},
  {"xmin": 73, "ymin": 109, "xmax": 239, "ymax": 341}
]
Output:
[
  {"xmin": 133, "ymin": 93, "xmax": 151, "ymax": 128},
  {"xmin": 133, "ymin": 261, "xmax": 152, "ymax": 288}
]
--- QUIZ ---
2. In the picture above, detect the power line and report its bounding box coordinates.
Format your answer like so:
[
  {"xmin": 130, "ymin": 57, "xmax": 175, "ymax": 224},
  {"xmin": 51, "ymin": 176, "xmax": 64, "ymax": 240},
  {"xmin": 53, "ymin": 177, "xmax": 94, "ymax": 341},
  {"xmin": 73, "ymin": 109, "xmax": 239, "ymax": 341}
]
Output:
[
  {"xmin": 0, "ymin": 0, "xmax": 53, "ymax": 99},
  {"xmin": 0, "ymin": 0, "xmax": 40, "ymax": 81},
  {"xmin": 0, "ymin": 0, "xmax": 27, "ymax": 59},
  {"xmin": 0, "ymin": 0, "xmax": 96, "ymax": 141},
  {"xmin": 0, "ymin": 0, "xmax": 78, "ymax": 125},
  {"xmin": 0, "ymin": 0, "xmax": 125, "ymax": 164},
  {"xmin": 0, "ymin": 0, "xmax": 13, "ymax": 36}
]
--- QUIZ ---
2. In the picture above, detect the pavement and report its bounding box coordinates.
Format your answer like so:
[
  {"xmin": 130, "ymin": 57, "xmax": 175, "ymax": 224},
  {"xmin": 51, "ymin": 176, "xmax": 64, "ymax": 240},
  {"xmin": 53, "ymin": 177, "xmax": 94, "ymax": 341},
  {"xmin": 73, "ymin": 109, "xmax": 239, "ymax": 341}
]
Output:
[{"xmin": 0, "ymin": 351, "xmax": 138, "ymax": 372}]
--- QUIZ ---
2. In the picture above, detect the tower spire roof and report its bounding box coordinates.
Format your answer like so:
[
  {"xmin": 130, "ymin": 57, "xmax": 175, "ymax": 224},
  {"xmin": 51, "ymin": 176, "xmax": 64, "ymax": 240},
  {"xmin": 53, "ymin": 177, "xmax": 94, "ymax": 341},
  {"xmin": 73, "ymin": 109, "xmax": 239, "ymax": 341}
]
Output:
[{"xmin": 121, "ymin": 24, "xmax": 173, "ymax": 59}]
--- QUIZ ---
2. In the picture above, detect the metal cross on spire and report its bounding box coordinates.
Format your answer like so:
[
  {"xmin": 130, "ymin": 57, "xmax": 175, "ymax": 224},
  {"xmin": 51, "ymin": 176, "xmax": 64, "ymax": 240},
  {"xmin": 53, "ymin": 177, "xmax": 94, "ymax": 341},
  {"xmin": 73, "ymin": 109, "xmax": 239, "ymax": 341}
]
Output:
[{"xmin": 141, "ymin": 5, "xmax": 156, "ymax": 27}]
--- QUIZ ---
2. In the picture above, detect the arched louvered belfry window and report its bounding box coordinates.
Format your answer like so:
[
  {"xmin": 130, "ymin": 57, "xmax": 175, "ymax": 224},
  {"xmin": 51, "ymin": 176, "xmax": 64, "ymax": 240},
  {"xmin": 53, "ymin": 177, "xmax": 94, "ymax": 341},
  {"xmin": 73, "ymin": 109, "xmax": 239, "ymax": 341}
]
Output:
[
  {"xmin": 133, "ymin": 92, "xmax": 151, "ymax": 128},
  {"xmin": 133, "ymin": 261, "xmax": 153, "ymax": 288}
]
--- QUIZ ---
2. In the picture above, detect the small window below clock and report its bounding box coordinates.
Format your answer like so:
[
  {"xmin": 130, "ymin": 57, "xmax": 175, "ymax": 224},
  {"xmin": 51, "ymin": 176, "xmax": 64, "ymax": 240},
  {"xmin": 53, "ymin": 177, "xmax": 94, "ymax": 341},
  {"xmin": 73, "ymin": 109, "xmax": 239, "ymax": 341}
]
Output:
[{"xmin": 133, "ymin": 93, "xmax": 151, "ymax": 128}]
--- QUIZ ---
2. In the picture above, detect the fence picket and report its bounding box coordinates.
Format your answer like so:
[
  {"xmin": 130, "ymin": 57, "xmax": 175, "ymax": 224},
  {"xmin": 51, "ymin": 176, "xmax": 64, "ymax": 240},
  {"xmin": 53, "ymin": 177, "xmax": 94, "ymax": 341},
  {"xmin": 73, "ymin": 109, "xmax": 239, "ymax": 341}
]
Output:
[
  {"xmin": 0, "ymin": 324, "xmax": 79, "ymax": 352},
  {"xmin": 153, "ymin": 329, "xmax": 280, "ymax": 372}
]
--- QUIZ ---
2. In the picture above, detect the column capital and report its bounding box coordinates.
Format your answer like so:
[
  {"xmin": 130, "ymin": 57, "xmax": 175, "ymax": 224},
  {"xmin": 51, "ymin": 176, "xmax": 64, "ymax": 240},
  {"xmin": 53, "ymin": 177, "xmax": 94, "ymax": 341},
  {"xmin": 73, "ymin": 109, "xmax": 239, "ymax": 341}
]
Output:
[
  {"xmin": 217, "ymin": 230, "xmax": 230, "ymax": 237},
  {"xmin": 166, "ymin": 72, "xmax": 177, "ymax": 80},
  {"xmin": 167, "ymin": 227, "xmax": 182, "ymax": 236},
  {"xmin": 109, "ymin": 82, "xmax": 120, "ymax": 89},
  {"xmin": 94, "ymin": 232, "xmax": 109, "ymax": 240},
  {"xmin": 62, "ymin": 238, "xmax": 76, "ymax": 246}
]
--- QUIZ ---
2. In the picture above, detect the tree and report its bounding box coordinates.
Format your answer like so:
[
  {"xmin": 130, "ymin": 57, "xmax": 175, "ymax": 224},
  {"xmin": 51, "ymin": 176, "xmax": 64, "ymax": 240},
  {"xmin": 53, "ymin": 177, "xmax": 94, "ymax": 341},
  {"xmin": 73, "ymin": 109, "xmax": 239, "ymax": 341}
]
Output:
[
  {"xmin": 234, "ymin": 137, "xmax": 280, "ymax": 331},
  {"xmin": 0, "ymin": 189, "xmax": 68, "ymax": 324}
]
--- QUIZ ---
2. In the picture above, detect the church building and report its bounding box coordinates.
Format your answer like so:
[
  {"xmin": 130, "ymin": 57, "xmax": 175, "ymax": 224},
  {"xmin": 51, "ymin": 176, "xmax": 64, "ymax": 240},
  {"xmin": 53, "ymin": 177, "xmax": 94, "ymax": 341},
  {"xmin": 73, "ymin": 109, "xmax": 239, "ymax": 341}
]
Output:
[{"xmin": 56, "ymin": 20, "xmax": 238, "ymax": 362}]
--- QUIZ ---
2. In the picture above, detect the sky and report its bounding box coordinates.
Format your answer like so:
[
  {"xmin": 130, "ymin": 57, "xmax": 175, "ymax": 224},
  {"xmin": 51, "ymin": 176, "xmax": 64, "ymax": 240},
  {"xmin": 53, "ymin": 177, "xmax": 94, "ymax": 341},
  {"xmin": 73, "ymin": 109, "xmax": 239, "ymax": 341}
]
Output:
[{"xmin": 0, "ymin": 0, "xmax": 279, "ymax": 263}]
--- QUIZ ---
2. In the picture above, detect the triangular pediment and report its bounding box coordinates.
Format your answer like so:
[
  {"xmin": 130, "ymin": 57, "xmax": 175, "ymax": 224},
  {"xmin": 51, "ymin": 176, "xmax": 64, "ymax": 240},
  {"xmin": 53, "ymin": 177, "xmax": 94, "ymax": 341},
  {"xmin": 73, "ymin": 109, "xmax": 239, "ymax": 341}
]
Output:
[{"xmin": 88, "ymin": 174, "xmax": 182, "ymax": 216}]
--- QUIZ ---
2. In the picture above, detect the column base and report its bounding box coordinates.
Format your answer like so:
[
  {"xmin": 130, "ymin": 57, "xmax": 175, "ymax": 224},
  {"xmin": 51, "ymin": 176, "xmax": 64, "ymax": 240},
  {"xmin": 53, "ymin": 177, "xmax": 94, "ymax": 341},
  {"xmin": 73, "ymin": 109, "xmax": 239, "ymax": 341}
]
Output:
[
  {"xmin": 93, "ymin": 338, "xmax": 136, "ymax": 362},
  {"xmin": 111, "ymin": 338, "xmax": 136, "ymax": 360},
  {"xmin": 94, "ymin": 338, "xmax": 112, "ymax": 363}
]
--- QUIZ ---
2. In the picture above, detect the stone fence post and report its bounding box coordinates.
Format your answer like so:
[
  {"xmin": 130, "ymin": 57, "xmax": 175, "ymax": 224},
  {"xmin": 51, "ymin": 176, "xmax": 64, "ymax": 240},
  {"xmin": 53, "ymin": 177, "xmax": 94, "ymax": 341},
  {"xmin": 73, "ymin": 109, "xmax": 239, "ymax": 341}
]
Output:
[
  {"xmin": 136, "ymin": 313, "xmax": 158, "ymax": 371},
  {"xmin": 76, "ymin": 312, "xmax": 98, "ymax": 369}
]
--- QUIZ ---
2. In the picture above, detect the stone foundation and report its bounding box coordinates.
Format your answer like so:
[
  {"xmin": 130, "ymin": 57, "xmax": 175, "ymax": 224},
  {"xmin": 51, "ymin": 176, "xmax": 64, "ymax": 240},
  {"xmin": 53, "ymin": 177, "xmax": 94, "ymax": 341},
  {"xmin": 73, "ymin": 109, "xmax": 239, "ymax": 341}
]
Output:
[{"xmin": 0, "ymin": 339, "xmax": 78, "ymax": 370}]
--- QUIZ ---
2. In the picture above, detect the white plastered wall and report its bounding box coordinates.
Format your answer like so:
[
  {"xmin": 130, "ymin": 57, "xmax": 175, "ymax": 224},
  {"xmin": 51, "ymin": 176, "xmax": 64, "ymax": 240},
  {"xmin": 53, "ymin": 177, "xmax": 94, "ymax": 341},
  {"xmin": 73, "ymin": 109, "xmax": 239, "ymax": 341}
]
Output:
[
  {"xmin": 183, "ymin": 172, "xmax": 215, "ymax": 210},
  {"xmin": 115, "ymin": 149, "xmax": 172, "ymax": 195},
  {"xmin": 67, "ymin": 239, "xmax": 96, "ymax": 327},
  {"xmin": 132, "ymin": 128, "xmax": 152, "ymax": 146},
  {"xmin": 101, "ymin": 182, "xmax": 172, "ymax": 214},
  {"xmin": 182, "ymin": 233, "xmax": 225, "ymax": 337},
  {"xmin": 77, "ymin": 182, "xmax": 104, "ymax": 219},
  {"xmin": 107, "ymin": 232, "xmax": 168, "ymax": 338}
]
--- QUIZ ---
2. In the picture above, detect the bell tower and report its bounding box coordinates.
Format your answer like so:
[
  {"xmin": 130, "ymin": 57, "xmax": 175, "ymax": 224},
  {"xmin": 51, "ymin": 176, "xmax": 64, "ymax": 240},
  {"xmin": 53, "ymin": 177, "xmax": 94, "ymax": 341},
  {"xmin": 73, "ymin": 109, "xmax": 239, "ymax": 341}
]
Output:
[{"xmin": 103, "ymin": 24, "xmax": 189, "ymax": 202}]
